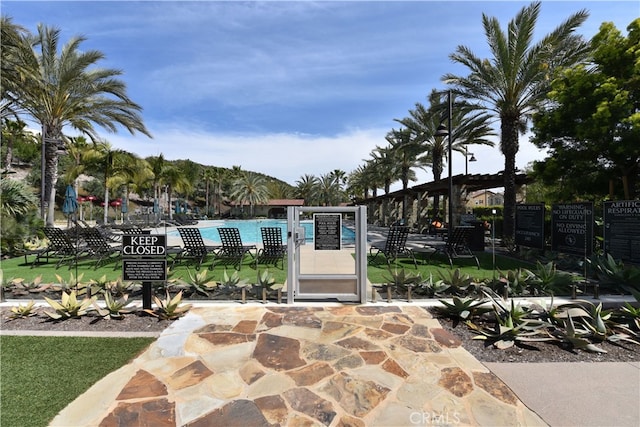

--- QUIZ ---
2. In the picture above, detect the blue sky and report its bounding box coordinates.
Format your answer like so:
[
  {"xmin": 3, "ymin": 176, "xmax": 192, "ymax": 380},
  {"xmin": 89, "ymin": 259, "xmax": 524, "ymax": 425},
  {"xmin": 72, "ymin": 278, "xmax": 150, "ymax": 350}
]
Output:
[{"xmin": 4, "ymin": 1, "xmax": 639, "ymax": 188}]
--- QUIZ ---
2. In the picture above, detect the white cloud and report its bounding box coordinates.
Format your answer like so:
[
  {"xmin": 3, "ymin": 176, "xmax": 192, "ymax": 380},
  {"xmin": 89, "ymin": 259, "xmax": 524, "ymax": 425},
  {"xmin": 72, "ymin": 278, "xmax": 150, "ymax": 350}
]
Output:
[{"xmin": 108, "ymin": 125, "xmax": 384, "ymax": 185}]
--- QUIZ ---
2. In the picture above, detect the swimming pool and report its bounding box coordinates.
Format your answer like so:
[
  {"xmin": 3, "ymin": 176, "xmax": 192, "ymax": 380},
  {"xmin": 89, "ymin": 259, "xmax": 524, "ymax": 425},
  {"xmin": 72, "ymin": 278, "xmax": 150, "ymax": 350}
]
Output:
[{"xmin": 171, "ymin": 219, "xmax": 356, "ymax": 245}]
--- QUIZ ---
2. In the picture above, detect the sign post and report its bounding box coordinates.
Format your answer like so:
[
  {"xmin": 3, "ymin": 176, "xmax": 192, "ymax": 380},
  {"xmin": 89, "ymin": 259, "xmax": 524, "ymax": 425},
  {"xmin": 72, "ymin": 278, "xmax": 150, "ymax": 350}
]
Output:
[{"xmin": 122, "ymin": 234, "xmax": 167, "ymax": 310}]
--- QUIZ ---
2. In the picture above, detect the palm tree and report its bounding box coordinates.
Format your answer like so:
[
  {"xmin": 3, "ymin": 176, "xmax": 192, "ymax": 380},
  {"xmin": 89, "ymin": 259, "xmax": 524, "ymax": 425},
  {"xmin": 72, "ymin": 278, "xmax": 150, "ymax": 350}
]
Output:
[
  {"xmin": 147, "ymin": 155, "xmax": 168, "ymax": 220},
  {"xmin": 295, "ymin": 174, "xmax": 320, "ymax": 206},
  {"xmin": 346, "ymin": 165, "xmax": 370, "ymax": 202},
  {"xmin": 1, "ymin": 16, "xmax": 29, "ymax": 120},
  {"xmin": 396, "ymin": 89, "xmax": 495, "ymax": 216},
  {"xmin": 61, "ymin": 136, "xmax": 90, "ymax": 193},
  {"xmin": 317, "ymin": 173, "xmax": 341, "ymax": 206},
  {"xmin": 163, "ymin": 165, "xmax": 192, "ymax": 220},
  {"xmin": 229, "ymin": 173, "xmax": 269, "ymax": 217},
  {"xmin": 443, "ymin": 2, "xmax": 589, "ymax": 239},
  {"xmin": 201, "ymin": 168, "xmax": 215, "ymax": 218},
  {"xmin": 1, "ymin": 118, "xmax": 36, "ymax": 173},
  {"xmin": 83, "ymin": 141, "xmax": 140, "ymax": 224},
  {"xmin": 385, "ymin": 128, "xmax": 430, "ymax": 224},
  {"xmin": 7, "ymin": 23, "xmax": 151, "ymax": 225},
  {"xmin": 328, "ymin": 169, "xmax": 348, "ymax": 192},
  {"xmin": 211, "ymin": 168, "xmax": 226, "ymax": 218},
  {"xmin": 128, "ymin": 159, "xmax": 154, "ymax": 214},
  {"xmin": 0, "ymin": 177, "xmax": 40, "ymax": 255}
]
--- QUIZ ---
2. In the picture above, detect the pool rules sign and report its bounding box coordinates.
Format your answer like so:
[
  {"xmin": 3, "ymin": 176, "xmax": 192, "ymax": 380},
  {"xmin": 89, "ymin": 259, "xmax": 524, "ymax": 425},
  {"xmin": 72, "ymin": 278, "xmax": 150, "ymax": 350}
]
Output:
[{"xmin": 122, "ymin": 234, "xmax": 167, "ymax": 281}]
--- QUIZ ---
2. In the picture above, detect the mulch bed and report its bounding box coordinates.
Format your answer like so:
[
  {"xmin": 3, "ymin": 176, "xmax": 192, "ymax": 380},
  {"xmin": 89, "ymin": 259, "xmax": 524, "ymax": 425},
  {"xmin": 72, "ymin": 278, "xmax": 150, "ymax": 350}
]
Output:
[{"xmin": 430, "ymin": 307, "xmax": 639, "ymax": 363}]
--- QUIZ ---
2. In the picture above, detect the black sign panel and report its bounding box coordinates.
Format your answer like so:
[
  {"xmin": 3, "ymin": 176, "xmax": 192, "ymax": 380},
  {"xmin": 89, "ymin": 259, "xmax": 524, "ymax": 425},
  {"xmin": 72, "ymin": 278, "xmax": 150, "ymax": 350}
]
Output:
[
  {"xmin": 122, "ymin": 234, "xmax": 166, "ymax": 257},
  {"xmin": 515, "ymin": 204, "xmax": 545, "ymax": 249},
  {"xmin": 122, "ymin": 234, "xmax": 167, "ymax": 281},
  {"xmin": 551, "ymin": 202, "xmax": 593, "ymax": 256},
  {"xmin": 123, "ymin": 259, "xmax": 167, "ymax": 281},
  {"xmin": 314, "ymin": 214, "xmax": 341, "ymax": 250},
  {"xmin": 604, "ymin": 200, "xmax": 640, "ymax": 264}
]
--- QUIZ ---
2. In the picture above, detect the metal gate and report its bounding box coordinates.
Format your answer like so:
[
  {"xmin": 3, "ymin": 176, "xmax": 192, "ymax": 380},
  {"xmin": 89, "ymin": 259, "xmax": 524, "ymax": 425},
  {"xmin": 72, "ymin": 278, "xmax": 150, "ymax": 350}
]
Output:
[{"xmin": 286, "ymin": 206, "xmax": 367, "ymax": 303}]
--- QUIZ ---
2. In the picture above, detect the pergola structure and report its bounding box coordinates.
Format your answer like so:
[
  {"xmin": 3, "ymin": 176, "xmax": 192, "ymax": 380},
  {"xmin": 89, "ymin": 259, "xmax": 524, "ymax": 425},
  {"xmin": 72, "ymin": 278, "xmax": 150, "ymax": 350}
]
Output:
[{"xmin": 357, "ymin": 172, "xmax": 532, "ymax": 232}]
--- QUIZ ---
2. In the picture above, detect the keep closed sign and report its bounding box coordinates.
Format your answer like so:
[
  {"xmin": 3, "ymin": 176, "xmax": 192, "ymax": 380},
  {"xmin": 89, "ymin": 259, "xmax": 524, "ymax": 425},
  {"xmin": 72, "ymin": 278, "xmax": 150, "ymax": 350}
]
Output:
[
  {"xmin": 122, "ymin": 234, "xmax": 167, "ymax": 281},
  {"xmin": 122, "ymin": 235, "xmax": 166, "ymax": 256}
]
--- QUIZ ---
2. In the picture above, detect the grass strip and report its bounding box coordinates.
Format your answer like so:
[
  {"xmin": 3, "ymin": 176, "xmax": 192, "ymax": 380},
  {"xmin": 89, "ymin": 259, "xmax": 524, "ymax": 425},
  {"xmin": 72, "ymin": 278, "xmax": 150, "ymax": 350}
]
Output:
[
  {"xmin": 3, "ymin": 250, "xmax": 534, "ymax": 292},
  {"xmin": 0, "ymin": 336, "xmax": 154, "ymax": 427}
]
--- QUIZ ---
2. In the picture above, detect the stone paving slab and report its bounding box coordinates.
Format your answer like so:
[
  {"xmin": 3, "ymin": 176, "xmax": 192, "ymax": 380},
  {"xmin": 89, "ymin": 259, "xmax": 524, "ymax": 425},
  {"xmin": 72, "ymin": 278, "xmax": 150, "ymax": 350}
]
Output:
[{"xmin": 51, "ymin": 304, "xmax": 545, "ymax": 427}]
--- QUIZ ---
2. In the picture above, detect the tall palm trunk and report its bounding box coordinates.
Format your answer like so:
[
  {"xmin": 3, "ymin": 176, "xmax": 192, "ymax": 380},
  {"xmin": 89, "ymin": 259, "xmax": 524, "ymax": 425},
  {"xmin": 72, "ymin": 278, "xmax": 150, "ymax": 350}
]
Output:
[
  {"xmin": 501, "ymin": 119, "xmax": 519, "ymax": 241},
  {"xmin": 44, "ymin": 128, "xmax": 61, "ymax": 227}
]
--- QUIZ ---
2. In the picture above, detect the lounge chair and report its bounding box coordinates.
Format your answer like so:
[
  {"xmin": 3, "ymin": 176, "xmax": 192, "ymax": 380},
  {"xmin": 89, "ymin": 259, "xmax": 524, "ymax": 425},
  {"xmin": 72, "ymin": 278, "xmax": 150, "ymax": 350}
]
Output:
[
  {"xmin": 256, "ymin": 227, "xmax": 287, "ymax": 269},
  {"xmin": 429, "ymin": 226, "xmax": 480, "ymax": 269},
  {"xmin": 33, "ymin": 227, "xmax": 89, "ymax": 269},
  {"xmin": 213, "ymin": 227, "xmax": 257, "ymax": 270},
  {"xmin": 81, "ymin": 227, "xmax": 122, "ymax": 269},
  {"xmin": 175, "ymin": 227, "xmax": 220, "ymax": 270},
  {"xmin": 369, "ymin": 225, "xmax": 417, "ymax": 268}
]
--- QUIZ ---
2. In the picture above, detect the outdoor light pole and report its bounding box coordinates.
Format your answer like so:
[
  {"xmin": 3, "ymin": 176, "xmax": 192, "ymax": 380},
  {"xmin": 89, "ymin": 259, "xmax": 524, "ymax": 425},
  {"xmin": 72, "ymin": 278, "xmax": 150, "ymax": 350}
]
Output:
[
  {"xmin": 435, "ymin": 90, "xmax": 453, "ymax": 242},
  {"xmin": 465, "ymin": 146, "xmax": 476, "ymax": 175}
]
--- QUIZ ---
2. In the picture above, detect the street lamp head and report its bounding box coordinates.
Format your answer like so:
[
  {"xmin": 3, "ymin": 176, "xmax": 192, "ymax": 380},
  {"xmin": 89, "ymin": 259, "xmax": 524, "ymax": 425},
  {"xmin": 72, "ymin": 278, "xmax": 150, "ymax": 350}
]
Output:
[
  {"xmin": 469, "ymin": 153, "xmax": 477, "ymax": 162},
  {"xmin": 435, "ymin": 123, "xmax": 449, "ymax": 137}
]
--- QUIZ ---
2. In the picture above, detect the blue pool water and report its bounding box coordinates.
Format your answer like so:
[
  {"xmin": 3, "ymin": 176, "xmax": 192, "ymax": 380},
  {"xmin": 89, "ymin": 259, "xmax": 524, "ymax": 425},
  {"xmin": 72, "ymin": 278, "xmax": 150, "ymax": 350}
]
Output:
[{"xmin": 170, "ymin": 219, "xmax": 355, "ymax": 245}]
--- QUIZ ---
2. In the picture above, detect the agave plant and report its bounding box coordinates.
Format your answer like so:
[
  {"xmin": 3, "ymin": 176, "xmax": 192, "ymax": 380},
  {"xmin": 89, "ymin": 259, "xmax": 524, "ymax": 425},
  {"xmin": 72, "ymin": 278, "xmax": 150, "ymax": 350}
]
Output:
[
  {"xmin": 252, "ymin": 269, "xmax": 283, "ymax": 302},
  {"xmin": 185, "ymin": 268, "xmax": 218, "ymax": 296},
  {"xmin": 93, "ymin": 293, "xmax": 136, "ymax": 319},
  {"xmin": 617, "ymin": 291, "xmax": 640, "ymax": 331},
  {"xmin": 529, "ymin": 261, "xmax": 578, "ymax": 296},
  {"xmin": 466, "ymin": 290, "xmax": 554, "ymax": 349},
  {"xmin": 467, "ymin": 314, "xmax": 554, "ymax": 350},
  {"xmin": 553, "ymin": 312, "xmax": 607, "ymax": 353},
  {"xmin": 44, "ymin": 290, "xmax": 96, "ymax": 320},
  {"xmin": 9, "ymin": 300, "xmax": 38, "ymax": 319},
  {"xmin": 590, "ymin": 253, "xmax": 640, "ymax": 293},
  {"xmin": 528, "ymin": 296, "xmax": 563, "ymax": 327},
  {"xmin": 217, "ymin": 270, "xmax": 249, "ymax": 299},
  {"xmin": 52, "ymin": 272, "xmax": 85, "ymax": 293},
  {"xmin": 556, "ymin": 300, "xmax": 640, "ymax": 347},
  {"xmin": 435, "ymin": 296, "xmax": 489, "ymax": 324},
  {"xmin": 143, "ymin": 291, "xmax": 192, "ymax": 320},
  {"xmin": 6, "ymin": 275, "xmax": 50, "ymax": 296},
  {"xmin": 379, "ymin": 267, "xmax": 422, "ymax": 302},
  {"xmin": 415, "ymin": 273, "xmax": 450, "ymax": 298},
  {"xmin": 437, "ymin": 268, "xmax": 477, "ymax": 296},
  {"xmin": 104, "ymin": 277, "xmax": 141, "ymax": 297},
  {"xmin": 495, "ymin": 268, "xmax": 534, "ymax": 298},
  {"xmin": 483, "ymin": 290, "xmax": 533, "ymax": 326},
  {"xmin": 86, "ymin": 274, "xmax": 113, "ymax": 296}
]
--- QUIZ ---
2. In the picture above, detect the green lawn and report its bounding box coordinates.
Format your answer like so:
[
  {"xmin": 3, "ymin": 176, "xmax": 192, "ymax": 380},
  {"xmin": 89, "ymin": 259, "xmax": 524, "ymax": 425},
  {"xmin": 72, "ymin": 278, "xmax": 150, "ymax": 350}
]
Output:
[
  {"xmin": 0, "ymin": 336, "xmax": 154, "ymax": 427},
  {"xmin": 1, "ymin": 253, "xmax": 288, "ymax": 287},
  {"xmin": 2, "ymin": 249, "xmax": 533, "ymax": 292},
  {"xmin": 367, "ymin": 251, "xmax": 533, "ymax": 284}
]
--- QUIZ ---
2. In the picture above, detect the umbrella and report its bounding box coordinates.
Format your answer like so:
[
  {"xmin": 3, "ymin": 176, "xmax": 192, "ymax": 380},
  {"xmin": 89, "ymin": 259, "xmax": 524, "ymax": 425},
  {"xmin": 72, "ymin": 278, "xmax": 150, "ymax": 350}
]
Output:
[{"xmin": 62, "ymin": 185, "xmax": 78, "ymax": 227}]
